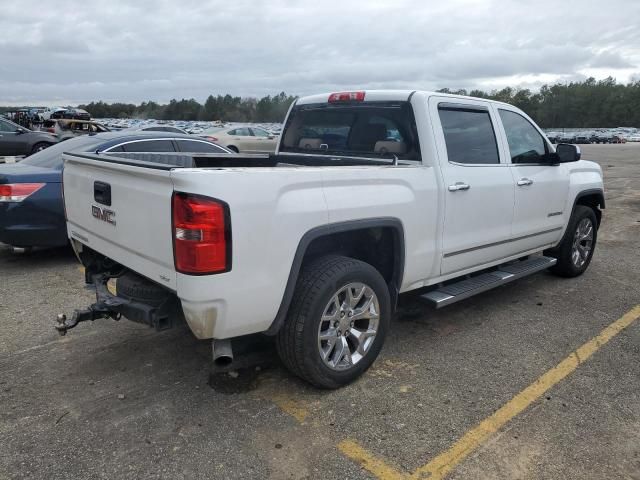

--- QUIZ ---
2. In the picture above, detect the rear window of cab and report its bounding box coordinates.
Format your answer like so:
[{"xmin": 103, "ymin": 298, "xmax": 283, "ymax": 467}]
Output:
[{"xmin": 280, "ymin": 101, "xmax": 421, "ymax": 161}]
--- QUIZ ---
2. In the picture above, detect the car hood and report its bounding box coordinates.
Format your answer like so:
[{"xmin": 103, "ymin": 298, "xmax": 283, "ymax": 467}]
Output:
[{"xmin": 0, "ymin": 163, "xmax": 61, "ymax": 183}]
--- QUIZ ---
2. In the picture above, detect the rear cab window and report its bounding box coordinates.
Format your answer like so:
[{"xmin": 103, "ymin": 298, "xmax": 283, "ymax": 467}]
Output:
[{"xmin": 280, "ymin": 101, "xmax": 421, "ymax": 161}]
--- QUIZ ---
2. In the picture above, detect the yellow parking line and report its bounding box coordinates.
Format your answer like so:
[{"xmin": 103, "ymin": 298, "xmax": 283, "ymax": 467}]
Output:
[
  {"xmin": 338, "ymin": 440, "xmax": 406, "ymax": 480},
  {"xmin": 268, "ymin": 393, "xmax": 310, "ymax": 423},
  {"xmin": 339, "ymin": 304, "xmax": 640, "ymax": 480}
]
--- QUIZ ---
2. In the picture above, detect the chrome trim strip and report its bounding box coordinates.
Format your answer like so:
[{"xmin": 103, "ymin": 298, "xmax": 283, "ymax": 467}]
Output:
[
  {"xmin": 277, "ymin": 151, "xmax": 421, "ymax": 164},
  {"xmin": 443, "ymin": 227, "xmax": 563, "ymax": 258},
  {"xmin": 448, "ymin": 161, "xmax": 508, "ymax": 167}
]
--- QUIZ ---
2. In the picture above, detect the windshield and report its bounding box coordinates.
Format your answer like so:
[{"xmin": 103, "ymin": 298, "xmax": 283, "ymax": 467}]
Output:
[
  {"xmin": 20, "ymin": 136, "xmax": 104, "ymax": 170},
  {"xmin": 280, "ymin": 101, "xmax": 421, "ymax": 161},
  {"xmin": 1, "ymin": 118, "xmax": 30, "ymax": 131}
]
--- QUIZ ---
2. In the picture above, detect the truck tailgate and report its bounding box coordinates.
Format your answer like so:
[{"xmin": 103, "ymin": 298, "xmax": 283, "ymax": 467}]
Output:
[{"xmin": 63, "ymin": 153, "xmax": 177, "ymax": 290}]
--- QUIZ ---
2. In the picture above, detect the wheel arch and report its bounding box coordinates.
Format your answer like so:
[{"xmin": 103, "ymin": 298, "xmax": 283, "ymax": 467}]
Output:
[
  {"xmin": 573, "ymin": 188, "xmax": 605, "ymax": 227},
  {"xmin": 265, "ymin": 218, "xmax": 405, "ymax": 335}
]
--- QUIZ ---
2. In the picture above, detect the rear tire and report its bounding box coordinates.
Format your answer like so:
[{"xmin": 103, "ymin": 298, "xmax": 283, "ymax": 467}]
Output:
[
  {"xmin": 546, "ymin": 205, "xmax": 597, "ymax": 277},
  {"xmin": 276, "ymin": 255, "xmax": 390, "ymax": 389}
]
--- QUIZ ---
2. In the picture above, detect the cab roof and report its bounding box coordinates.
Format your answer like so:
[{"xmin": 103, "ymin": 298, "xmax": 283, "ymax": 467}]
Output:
[{"xmin": 295, "ymin": 89, "xmax": 512, "ymax": 108}]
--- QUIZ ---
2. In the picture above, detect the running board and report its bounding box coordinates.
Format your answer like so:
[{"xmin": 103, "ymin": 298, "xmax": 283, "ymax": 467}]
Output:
[{"xmin": 421, "ymin": 256, "xmax": 557, "ymax": 309}]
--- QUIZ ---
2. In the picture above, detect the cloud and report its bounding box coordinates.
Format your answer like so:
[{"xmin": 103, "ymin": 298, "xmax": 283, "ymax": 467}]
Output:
[
  {"xmin": 0, "ymin": 0, "xmax": 639, "ymax": 105},
  {"xmin": 588, "ymin": 51, "xmax": 634, "ymax": 69}
]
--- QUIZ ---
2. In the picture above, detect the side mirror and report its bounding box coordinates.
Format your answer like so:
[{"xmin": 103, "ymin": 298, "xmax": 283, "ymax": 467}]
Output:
[
  {"xmin": 268, "ymin": 135, "xmax": 275, "ymax": 140},
  {"xmin": 555, "ymin": 143, "xmax": 581, "ymax": 163}
]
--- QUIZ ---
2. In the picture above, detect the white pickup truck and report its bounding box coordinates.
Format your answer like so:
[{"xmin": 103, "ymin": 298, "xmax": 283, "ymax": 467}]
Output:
[{"xmin": 59, "ymin": 90, "xmax": 604, "ymax": 388}]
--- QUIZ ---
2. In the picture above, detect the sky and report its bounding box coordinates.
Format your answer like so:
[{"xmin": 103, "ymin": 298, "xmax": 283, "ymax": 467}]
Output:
[{"xmin": 1, "ymin": 0, "xmax": 639, "ymax": 106}]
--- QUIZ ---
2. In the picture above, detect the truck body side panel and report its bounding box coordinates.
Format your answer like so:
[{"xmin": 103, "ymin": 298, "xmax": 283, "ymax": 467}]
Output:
[{"xmin": 170, "ymin": 167, "xmax": 330, "ymax": 338}]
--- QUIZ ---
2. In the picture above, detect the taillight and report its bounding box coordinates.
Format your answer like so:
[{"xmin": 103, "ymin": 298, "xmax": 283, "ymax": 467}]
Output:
[
  {"xmin": 205, "ymin": 136, "xmax": 218, "ymax": 142},
  {"xmin": 328, "ymin": 91, "xmax": 366, "ymax": 102},
  {"xmin": 172, "ymin": 192, "xmax": 231, "ymax": 274},
  {"xmin": 0, "ymin": 183, "xmax": 45, "ymax": 202},
  {"xmin": 47, "ymin": 128, "xmax": 55, "ymax": 133}
]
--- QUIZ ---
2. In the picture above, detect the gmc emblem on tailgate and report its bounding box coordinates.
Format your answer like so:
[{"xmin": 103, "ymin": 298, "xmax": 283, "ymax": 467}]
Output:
[{"xmin": 91, "ymin": 205, "xmax": 116, "ymax": 226}]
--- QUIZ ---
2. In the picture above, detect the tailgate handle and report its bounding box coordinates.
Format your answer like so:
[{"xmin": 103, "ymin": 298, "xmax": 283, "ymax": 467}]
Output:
[{"xmin": 94, "ymin": 181, "xmax": 111, "ymax": 206}]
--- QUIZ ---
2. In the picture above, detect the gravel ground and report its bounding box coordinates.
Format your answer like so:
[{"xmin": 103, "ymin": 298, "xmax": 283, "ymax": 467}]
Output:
[{"xmin": 1, "ymin": 144, "xmax": 638, "ymax": 479}]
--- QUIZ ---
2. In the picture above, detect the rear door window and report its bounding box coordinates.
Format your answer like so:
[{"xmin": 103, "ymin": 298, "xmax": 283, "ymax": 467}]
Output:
[
  {"xmin": 231, "ymin": 127, "xmax": 251, "ymax": 136},
  {"xmin": 176, "ymin": 140, "xmax": 228, "ymax": 153},
  {"xmin": 122, "ymin": 140, "xmax": 176, "ymax": 152},
  {"xmin": 250, "ymin": 128, "xmax": 271, "ymax": 137},
  {"xmin": 280, "ymin": 101, "xmax": 420, "ymax": 160},
  {"xmin": 438, "ymin": 106, "xmax": 500, "ymax": 164}
]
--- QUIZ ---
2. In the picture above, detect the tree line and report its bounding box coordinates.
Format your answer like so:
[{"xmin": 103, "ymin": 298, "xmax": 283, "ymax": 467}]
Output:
[
  {"xmin": 3, "ymin": 78, "xmax": 639, "ymax": 127},
  {"xmin": 77, "ymin": 92, "xmax": 297, "ymax": 123},
  {"xmin": 438, "ymin": 77, "xmax": 640, "ymax": 128}
]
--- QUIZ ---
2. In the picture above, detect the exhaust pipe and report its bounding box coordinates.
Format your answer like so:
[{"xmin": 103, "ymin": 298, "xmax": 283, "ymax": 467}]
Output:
[{"xmin": 212, "ymin": 339, "xmax": 234, "ymax": 367}]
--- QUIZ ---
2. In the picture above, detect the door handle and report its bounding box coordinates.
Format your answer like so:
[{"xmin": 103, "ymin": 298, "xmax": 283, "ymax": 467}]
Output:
[
  {"xmin": 517, "ymin": 178, "xmax": 533, "ymax": 186},
  {"xmin": 448, "ymin": 182, "xmax": 471, "ymax": 192}
]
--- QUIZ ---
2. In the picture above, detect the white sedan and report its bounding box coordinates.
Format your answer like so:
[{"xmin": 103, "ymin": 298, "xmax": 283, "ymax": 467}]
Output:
[{"xmin": 200, "ymin": 126, "xmax": 278, "ymax": 153}]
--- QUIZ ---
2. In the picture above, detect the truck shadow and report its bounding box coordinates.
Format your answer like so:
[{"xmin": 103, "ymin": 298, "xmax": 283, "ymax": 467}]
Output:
[{"xmin": 1, "ymin": 244, "xmax": 76, "ymax": 269}]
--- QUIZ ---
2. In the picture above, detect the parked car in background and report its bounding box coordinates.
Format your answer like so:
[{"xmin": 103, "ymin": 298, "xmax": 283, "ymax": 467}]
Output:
[
  {"xmin": 0, "ymin": 118, "xmax": 57, "ymax": 156},
  {"xmin": 200, "ymin": 125, "xmax": 279, "ymax": 153},
  {"xmin": 50, "ymin": 108, "xmax": 91, "ymax": 121},
  {"xmin": 126, "ymin": 124, "xmax": 188, "ymax": 134},
  {"xmin": 556, "ymin": 133, "xmax": 575, "ymax": 143},
  {"xmin": 545, "ymin": 132, "xmax": 561, "ymax": 144},
  {"xmin": 573, "ymin": 134, "xmax": 591, "ymax": 144},
  {"xmin": 589, "ymin": 132, "xmax": 610, "ymax": 144},
  {"xmin": 41, "ymin": 107, "xmax": 66, "ymax": 121},
  {"xmin": 0, "ymin": 133, "xmax": 231, "ymax": 249},
  {"xmin": 42, "ymin": 119, "xmax": 110, "ymax": 141},
  {"xmin": 627, "ymin": 134, "xmax": 640, "ymax": 142}
]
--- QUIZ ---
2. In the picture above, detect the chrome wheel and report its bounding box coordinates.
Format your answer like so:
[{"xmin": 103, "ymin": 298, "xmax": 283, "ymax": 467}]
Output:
[
  {"xmin": 571, "ymin": 217, "xmax": 593, "ymax": 268},
  {"xmin": 317, "ymin": 282, "xmax": 380, "ymax": 371}
]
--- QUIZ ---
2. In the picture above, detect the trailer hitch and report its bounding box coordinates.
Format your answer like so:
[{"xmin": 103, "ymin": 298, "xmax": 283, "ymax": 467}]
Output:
[
  {"xmin": 54, "ymin": 273, "xmax": 122, "ymax": 336},
  {"xmin": 55, "ymin": 307, "xmax": 120, "ymax": 336},
  {"xmin": 55, "ymin": 271, "xmax": 180, "ymax": 335}
]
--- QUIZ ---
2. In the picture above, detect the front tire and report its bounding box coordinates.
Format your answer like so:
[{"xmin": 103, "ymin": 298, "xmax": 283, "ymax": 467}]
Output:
[
  {"xmin": 276, "ymin": 255, "xmax": 390, "ymax": 389},
  {"xmin": 546, "ymin": 205, "xmax": 597, "ymax": 277},
  {"xmin": 30, "ymin": 142, "xmax": 52, "ymax": 155}
]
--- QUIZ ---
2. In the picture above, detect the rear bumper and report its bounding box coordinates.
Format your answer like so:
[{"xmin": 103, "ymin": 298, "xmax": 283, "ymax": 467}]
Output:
[
  {"xmin": 0, "ymin": 185, "xmax": 67, "ymax": 248},
  {"xmin": 0, "ymin": 223, "xmax": 67, "ymax": 247}
]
